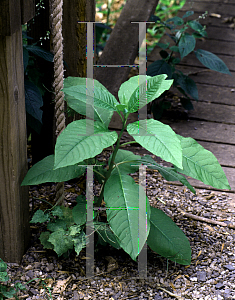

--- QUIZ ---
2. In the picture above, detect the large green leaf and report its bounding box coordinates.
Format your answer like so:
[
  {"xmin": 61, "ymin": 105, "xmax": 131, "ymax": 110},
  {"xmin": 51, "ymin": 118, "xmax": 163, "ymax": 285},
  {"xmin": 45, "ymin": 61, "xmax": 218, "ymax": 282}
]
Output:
[
  {"xmin": 72, "ymin": 195, "xmax": 87, "ymax": 226},
  {"xmin": 25, "ymin": 79, "xmax": 43, "ymax": 123},
  {"xmin": 48, "ymin": 230, "xmax": 74, "ymax": 257},
  {"xmin": 47, "ymin": 219, "xmax": 67, "ymax": 232},
  {"xmin": 54, "ymin": 119, "xmax": 118, "ymax": 169},
  {"xmin": 120, "ymin": 75, "xmax": 173, "ymax": 113},
  {"xmin": 118, "ymin": 75, "xmax": 144, "ymax": 106},
  {"xmin": 182, "ymin": 11, "xmax": 194, "ymax": 18},
  {"xmin": 39, "ymin": 232, "xmax": 54, "ymax": 249},
  {"xmin": 104, "ymin": 171, "xmax": 151, "ymax": 261},
  {"xmin": 195, "ymin": 49, "xmax": 230, "ymax": 74},
  {"xmin": 175, "ymin": 135, "xmax": 231, "ymax": 189},
  {"xmin": 30, "ymin": 210, "xmax": 50, "ymax": 224},
  {"xmin": 140, "ymin": 155, "xmax": 196, "ymax": 194},
  {"xmin": 26, "ymin": 45, "xmax": 54, "ymax": 62},
  {"xmin": 147, "ymin": 207, "xmax": 191, "ymax": 265},
  {"xmin": 63, "ymin": 77, "xmax": 119, "ymax": 111},
  {"xmin": 64, "ymin": 77, "xmax": 113, "ymax": 127},
  {"xmin": 23, "ymin": 46, "xmax": 29, "ymax": 71},
  {"xmin": 127, "ymin": 119, "xmax": 182, "ymax": 169},
  {"xmin": 72, "ymin": 231, "xmax": 87, "ymax": 255},
  {"xmin": 21, "ymin": 155, "xmax": 86, "ymax": 186},
  {"xmin": 173, "ymin": 72, "xmax": 198, "ymax": 100},
  {"xmin": 166, "ymin": 16, "xmax": 184, "ymax": 26},
  {"xmin": 110, "ymin": 149, "xmax": 141, "ymax": 174},
  {"xmin": 178, "ymin": 33, "xmax": 196, "ymax": 59},
  {"xmin": 146, "ymin": 60, "xmax": 173, "ymax": 78}
]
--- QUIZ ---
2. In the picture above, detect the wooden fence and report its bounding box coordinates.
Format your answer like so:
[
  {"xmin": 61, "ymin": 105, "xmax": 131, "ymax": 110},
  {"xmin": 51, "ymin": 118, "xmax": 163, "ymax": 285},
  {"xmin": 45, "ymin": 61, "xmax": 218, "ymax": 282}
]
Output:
[{"xmin": 0, "ymin": 0, "xmax": 34, "ymax": 263}]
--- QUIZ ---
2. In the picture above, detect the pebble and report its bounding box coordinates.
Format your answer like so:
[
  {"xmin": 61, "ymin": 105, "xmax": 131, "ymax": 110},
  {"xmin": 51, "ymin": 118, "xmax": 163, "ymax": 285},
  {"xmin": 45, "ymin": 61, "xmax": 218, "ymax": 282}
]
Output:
[
  {"xmin": 197, "ymin": 271, "xmax": 207, "ymax": 282},
  {"xmin": 215, "ymin": 282, "xmax": 225, "ymax": 289},
  {"xmin": 224, "ymin": 264, "xmax": 235, "ymax": 271}
]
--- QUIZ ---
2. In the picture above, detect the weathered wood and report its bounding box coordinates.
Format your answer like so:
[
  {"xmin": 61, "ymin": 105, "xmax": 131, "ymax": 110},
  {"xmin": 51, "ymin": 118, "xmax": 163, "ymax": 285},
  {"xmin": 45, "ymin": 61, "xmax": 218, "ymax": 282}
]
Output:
[
  {"xmin": 181, "ymin": 1, "xmax": 235, "ymax": 16},
  {"xmin": 174, "ymin": 65, "xmax": 235, "ymax": 87},
  {"xmin": 188, "ymin": 101, "xmax": 235, "ymax": 124},
  {"xmin": 95, "ymin": 0, "xmax": 159, "ymax": 98},
  {"xmin": 63, "ymin": 0, "xmax": 96, "ymax": 77},
  {"xmin": 0, "ymin": 28, "xmax": 30, "ymax": 262},
  {"xmin": 21, "ymin": 0, "xmax": 35, "ymax": 24},
  {"xmin": 193, "ymin": 0, "xmax": 235, "ymax": 3},
  {"xmin": 164, "ymin": 120, "xmax": 235, "ymax": 144},
  {"xmin": 201, "ymin": 26, "xmax": 235, "ymax": 42},
  {"xmin": 148, "ymin": 34, "xmax": 235, "ymax": 58},
  {"xmin": 196, "ymin": 84, "xmax": 235, "ymax": 105},
  {"xmin": 0, "ymin": 0, "xmax": 21, "ymax": 36}
]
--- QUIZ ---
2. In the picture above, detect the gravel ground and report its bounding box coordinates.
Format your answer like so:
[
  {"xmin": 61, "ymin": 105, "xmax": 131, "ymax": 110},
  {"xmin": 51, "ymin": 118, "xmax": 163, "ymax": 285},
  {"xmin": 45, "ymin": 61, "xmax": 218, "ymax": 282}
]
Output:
[{"xmin": 5, "ymin": 147, "xmax": 235, "ymax": 300}]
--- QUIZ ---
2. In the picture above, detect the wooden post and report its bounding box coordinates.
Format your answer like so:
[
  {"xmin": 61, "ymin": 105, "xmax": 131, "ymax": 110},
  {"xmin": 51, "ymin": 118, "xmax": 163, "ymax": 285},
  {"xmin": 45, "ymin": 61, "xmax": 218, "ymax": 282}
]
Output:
[
  {"xmin": 0, "ymin": 0, "xmax": 34, "ymax": 263},
  {"xmin": 63, "ymin": 0, "xmax": 95, "ymax": 124},
  {"xmin": 63, "ymin": 0, "xmax": 96, "ymax": 77}
]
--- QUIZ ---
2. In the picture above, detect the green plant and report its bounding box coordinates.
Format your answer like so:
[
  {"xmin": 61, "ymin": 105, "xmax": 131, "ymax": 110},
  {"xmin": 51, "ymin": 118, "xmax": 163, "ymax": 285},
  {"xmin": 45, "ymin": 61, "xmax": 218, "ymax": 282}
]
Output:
[
  {"xmin": 22, "ymin": 75, "xmax": 230, "ymax": 265},
  {"xmin": 146, "ymin": 11, "xmax": 230, "ymax": 119},
  {"xmin": 22, "ymin": 30, "xmax": 54, "ymax": 134},
  {"xmin": 0, "ymin": 259, "xmax": 26, "ymax": 300},
  {"xmin": 147, "ymin": 0, "xmax": 186, "ymax": 51}
]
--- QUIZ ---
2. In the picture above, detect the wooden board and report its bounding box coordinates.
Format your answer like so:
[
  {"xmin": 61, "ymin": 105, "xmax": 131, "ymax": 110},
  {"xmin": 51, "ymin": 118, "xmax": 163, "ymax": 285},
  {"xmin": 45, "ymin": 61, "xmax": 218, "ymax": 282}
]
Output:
[
  {"xmin": 173, "ymin": 65, "xmax": 235, "ymax": 87},
  {"xmin": 0, "ymin": 29, "xmax": 30, "ymax": 263},
  {"xmin": 63, "ymin": 0, "xmax": 95, "ymax": 78},
  {"xmin": 202, "ymin": 26, "xmax": 235, "ymax": 42},
  {"xmin": 164, "ymin": 119, "xmax": 235, "ymax": 144},
  {"xmin": 148, "ymin": 34, "xmax": 235, "ymax": 58},
  {"xmin": 196, "ymin": 84, "xmax": 235, "ymax": 105},
  {"xmin": 192, "ymin": 0, "xmax": 235, "ymax": 3},
  {"xmin": 20, "ymin": 0, "xmax": 35, "ymax": 24},
  {"xmin": 181, "ymin": 2, "xmax": 235, "ymax": 16},
  {"xmin": 188, "ymin": 101, "xmax": 235, "ymax": 124},
  {"xmin": 0, "ymin": 0, "xmax": 21, "ymax": 36}
]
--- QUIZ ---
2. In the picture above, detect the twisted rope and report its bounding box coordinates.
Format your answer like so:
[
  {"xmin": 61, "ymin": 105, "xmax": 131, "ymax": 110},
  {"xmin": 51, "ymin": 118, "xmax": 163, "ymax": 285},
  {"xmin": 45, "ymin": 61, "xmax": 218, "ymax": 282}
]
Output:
[{"xmin": 51, "ymin": 0, "xmax": 65, "ymax": 205}]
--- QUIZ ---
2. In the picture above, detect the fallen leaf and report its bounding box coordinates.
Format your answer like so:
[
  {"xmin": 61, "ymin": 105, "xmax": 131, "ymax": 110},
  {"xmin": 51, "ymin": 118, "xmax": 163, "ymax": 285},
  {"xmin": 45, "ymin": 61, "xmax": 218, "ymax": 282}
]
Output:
[{"xmin": 53, "ymin": 276, "xmax": 71, "ymax": 294}]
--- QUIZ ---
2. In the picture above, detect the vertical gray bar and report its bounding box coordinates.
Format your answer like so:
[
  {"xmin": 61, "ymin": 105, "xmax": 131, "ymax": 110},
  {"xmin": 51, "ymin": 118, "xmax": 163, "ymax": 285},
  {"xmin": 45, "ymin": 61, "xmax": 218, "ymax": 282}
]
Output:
[
  {"xmin": 86, "ymin": 22, "xmax": 94, "ymax": 135},
  {"xmin": 138, "ymin": 22, "xmax": 147, "ymax": 136},
  {"xmin": 138, "ymin": 164, "xmax": 147, "ymax": 278},
  {"xmin": 86, "ymin": 165, "xmax": 94, "ymax": 278}
]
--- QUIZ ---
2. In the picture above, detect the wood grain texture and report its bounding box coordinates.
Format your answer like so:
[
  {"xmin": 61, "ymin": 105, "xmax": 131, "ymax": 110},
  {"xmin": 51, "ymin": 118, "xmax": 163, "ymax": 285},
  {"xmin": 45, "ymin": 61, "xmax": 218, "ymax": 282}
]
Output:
[
  {"xmin": 0, "ymin": 0, "xmax": 21, "ymax": 36},
  {"xmin": 63, "ymin": 0, "xmax": 95, "ymax": 78},
  {"xmin": 21, "ymin": 0, "xmax": 35, "ymax": 24},
  {"xmin": 0, "ymin": 29, "xmax": 30, "ymax": 263},
  {"xmin": 164, "ymin": 120, "xmax": 235, "ymax": 144}
]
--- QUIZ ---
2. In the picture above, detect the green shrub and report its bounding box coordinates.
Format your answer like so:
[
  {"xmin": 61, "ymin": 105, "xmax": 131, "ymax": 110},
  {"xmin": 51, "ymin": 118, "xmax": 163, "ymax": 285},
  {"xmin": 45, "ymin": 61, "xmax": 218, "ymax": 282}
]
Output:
[{"xmin": 22, "ymin": 75, "xmax": 230, "ymax": 265}]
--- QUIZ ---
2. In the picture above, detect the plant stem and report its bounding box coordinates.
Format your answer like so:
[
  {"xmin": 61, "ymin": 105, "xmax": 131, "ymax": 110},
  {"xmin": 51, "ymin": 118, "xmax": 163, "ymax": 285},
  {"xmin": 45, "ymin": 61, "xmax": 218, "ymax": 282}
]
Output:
[
  {"xmin": 96, "ymin": 117, "xmax": 128, "ymax": 206},
  {"xmin": 120, "ymin": 141, "xmax": 137, "ymax": 147}
]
